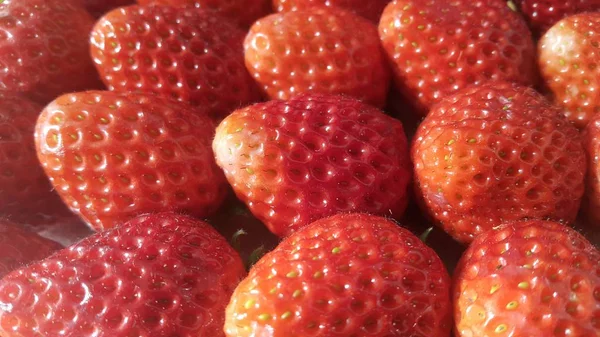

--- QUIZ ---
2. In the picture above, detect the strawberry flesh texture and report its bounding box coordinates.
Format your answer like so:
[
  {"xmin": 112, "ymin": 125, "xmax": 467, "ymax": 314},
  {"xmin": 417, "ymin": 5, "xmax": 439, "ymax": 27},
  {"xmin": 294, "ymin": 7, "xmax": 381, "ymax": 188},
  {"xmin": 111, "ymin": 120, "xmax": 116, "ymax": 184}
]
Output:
[
  {"xmin": 244, "ymin": 8, "xmax": 391, "ymax": 108},
  {"xmin": 225, "ymin": 213, "xmax": 452, "ymax": 337},
  {"xmin": 90, "ymin": 5, "xmax": 260, "ymax": 122},
  {"xmin": 583, "ymin": 113, "xmax": 600, "ymax": 226},
  {"xmin": 35, "ymin": 91, "xmax": 228, "ymax": 231},
  {"xmin": 514, "ymin": 0, "xmax": 600, "ymax": 36},
  {"xmin": 0, "ymin": 0, "xmax": 102, "ymax": 104},
  {"xmin": 82, "ymin": 0, "xmax": 136, "ymax": 18},
  {"xmin": 454, "ymin": 220, "xmax": 600, "ymax": 336},
  {"xmin": 538, "ymin": 12, "xmax": 600, "ymax": 128},
  {"xmin": 413, "ymin": 82, "xmax": 586, "ymax": 244},
  {"xmin": 0, "ymin": 212, "xmax": 246, "ymax": 337},
  {"xmin": 379, "ymin": 0, "xmax": 536, "ymax": 115},
  {"xmin": 272, "ymin": 0, "xmax": 391, "ymax": 23},
  {"xmin": 213, "ymin": 93, "xmax": 412, "ymax": 237}
]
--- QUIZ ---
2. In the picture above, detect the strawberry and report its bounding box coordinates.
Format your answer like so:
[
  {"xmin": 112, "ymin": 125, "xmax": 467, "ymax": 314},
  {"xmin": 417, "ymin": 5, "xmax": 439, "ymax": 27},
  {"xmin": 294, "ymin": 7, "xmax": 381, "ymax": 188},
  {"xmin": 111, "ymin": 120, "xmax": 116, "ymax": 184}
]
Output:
[
  {"xmin": 0, "ymin": 0, "xmax": 102, "ymax": 103},
  {"xmin": 379, "ymin": 0, "xmax": 536, "ymax": 115},
  {"xmin": 272, "ymin": 0, "xmax": 390, "ymax": 22},
  {"xmin": 90, "ymin": 5, "xmax": 260, "ymax": 122},
  {"xmin": 583, "ymin": 112, "xmax": 600, "ymax": 225},
  {"xmin": 225, "ymin": 213, "xmax": 452, "ymax": 337},
  {"xmin": 538, "ymin": 12, "xmax": 600, "ymax": 128},
  {"xmin": 0, "ymin": 221, "xmax": 62, "ymax": 278},
  {"xmin": 454, "ymin": 220, "xmax": 600, "ymax": 336},
  {"xmin": 35, "ymin": 91, "xmax": 228, "ymax": 231},
  {"xmin": 412, "ymin": 82, "xmax": 586, "ymax": 244},
  {"xmin": 513, "ymin": 0, "xmax": 600, "ymax": 36},
  {"xmin": 82, "ymin": 0, "xmax": 135, "ymax": 17},
  {"xmin": 0, "ymin": 212, "xmax": 246, "ymax": 337},
  {"xmin": 136, "ymin": 0, "xmax": 272, "ymax": 27},
  {"xmin": 213, "ymin": 93, "xmax": 412, "ymax": 237},
  {"xmin": 244, "ymin": 8, "xmax": 390, "ymax": 108}
]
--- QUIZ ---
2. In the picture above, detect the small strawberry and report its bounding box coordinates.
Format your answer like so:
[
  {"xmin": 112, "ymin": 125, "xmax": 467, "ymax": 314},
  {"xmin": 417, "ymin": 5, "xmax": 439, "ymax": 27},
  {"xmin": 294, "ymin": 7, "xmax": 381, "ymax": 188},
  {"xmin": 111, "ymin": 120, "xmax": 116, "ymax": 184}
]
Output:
[
  {"xmin": 0, "ymin": 212, "xmax": 246, "ymax": 337},
  {"xmin": 0, "ymin": 221, "xmax": 62, "ymax": 278},
  {"xmin": 412, "ymin": 82, "xmax": 586, "ymax": 244},
  {"xmin": 454, "ymin": 220, "xmax": 600, "ymax": 336},
  {"xmin": 379, "ymin": 0, "xmax": 536, "ymax": 114},
  {"xmin": 272, "ymin": 0, "xmax": 390, "ymax": 22},
  {"xmin": 82, "ymin": 0, "xmax": 135, "ymax": 17},
  {"xmin": 583, "ymin": 112, "xmax": 600, "ymax": 225},
  {"xmin": 35, "ymin": 91, "xmax": 228, "ymax": 231},
  {"xmin": 513, "ymin": 0, "xmax": 600, "ymax": 36},
  {"xmin": 538, "ymin": 12, "xmax": 600, "ymax": 128},
  {"xmin": 136, "ymin": 0, "xmax": 272, "ymax": 27},
  {"xmin": 90, "ymin": 5, "xmax": 260, "ymax": 121},
  {"xmin": 213, "ymin": 93, "xmax": 412, "ymax": 237},
  {"xmin": 244, "ymin": 8, "xmax": 390, "ymax": 108},
  {"xmin": 225, "ymin": 213, "xmax": 452, "ymax": 337},
  {"xmin": 0, "ymin": 0, "xmax": 102, "ymax": 103}
]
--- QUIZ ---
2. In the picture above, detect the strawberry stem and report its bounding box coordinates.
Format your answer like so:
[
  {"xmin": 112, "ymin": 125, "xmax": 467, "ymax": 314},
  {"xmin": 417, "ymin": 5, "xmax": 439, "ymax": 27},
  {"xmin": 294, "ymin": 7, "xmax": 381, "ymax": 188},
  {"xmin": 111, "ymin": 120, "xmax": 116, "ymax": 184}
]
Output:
[
  {"xmin": 231, "ymin": 229, "xmax": 247, "ymax": 252},
  {"xmin": 419, "ymin": 227, "xmax": 434, "ymax": 243}
]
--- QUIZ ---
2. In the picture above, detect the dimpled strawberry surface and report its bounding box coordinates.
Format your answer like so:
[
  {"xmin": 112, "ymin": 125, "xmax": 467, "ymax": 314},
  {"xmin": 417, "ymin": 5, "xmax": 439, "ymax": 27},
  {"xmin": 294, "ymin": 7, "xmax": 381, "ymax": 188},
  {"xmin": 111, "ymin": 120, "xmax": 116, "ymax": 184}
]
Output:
[{"xmin": 0, "ymin": 2, "xmax": 598, "ymax": 337}]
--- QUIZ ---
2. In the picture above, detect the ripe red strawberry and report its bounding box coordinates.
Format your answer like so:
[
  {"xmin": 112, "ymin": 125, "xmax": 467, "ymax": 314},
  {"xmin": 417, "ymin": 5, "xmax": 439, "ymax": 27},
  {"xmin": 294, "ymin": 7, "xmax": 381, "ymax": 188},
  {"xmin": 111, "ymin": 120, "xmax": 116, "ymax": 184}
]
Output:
[
  {"xmin": 136, "ymin": 0, "xmax": 272, "ymax": 27},
  {"xmin": 379, "ymin": 0, "xmax": 536, "ymax": 115},
  {"xmin": 454, "ymin": 220, "xmax": 600, "ymax": 336},
  {"xmin": 0, "ymin": 221, "xmax": 62, "ymax": 278},
  {"xmin": 213, "ymin": 93, "xmax": 412, "ymax": 237},
  {"xmin": 538, "ymin": 12, "xmax": 600, "ymax": 128},
  {"xmin": 272, "ymin": 0, "xmax": 390, "ymax": 22},
  {"xmin": 90, "ymin": 5, "xmax": 260, "ymax": 122},
  {"xmin": 0, "ymin": 212, "xmax": 246, "ymax": 337},
  {"xmin": 0, "ymin": 0, "xmax": 102, "ymax": 103},
  {"xmin": 244, "ymin": 8, "xmax": 390, "ymax": 108},
  {"xmin": 225, "ymin": 213, "xmax": 452, "ymax": 337},
  {"xmin": 82, "ymin": 0, "xmax": 135, "ymax": 17},
  {"xmin": 35, "ymin": 91, "xmax": 228, "ymax": 231},
  {"xmin": 583, "ymin": 112, "xmax": 600, "ymax": 225},
  {"xmin": 412, "ymin": 82, "xmax": 586, "ymax": 244},
  {"xmin": 513, "ymin": 0, "xmax": 600, "ymax": 36}
]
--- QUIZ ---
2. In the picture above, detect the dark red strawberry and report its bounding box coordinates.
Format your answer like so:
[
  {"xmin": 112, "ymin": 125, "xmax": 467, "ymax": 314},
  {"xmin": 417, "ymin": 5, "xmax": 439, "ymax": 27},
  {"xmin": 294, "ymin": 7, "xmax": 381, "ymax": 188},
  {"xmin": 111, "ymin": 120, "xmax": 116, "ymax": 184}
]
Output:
[
  {"xmin": 379, "ymin": 0, "xmax": 536, "ymax": 115},
  {"xmin": 272, "ymin": 0, "xmax": 390, "ymax": 23},
  {"xmin": 0, "ymin": 0, "xmax": 102, "ymax": 103},
  {"xmin": 90, "ymin": 5, "xmax": 260, "ymax": 121},
  {"xmin": 213, "ymin": 93, "xmax": 412, "ymax": 237},
  {"xmin": 0, "ymin": 212, "xmax": 246, "ymax": 337},
  {"xmin": 137, "ymin": 0, "xmax": 272, "ymax": 27},
  {"xmin": 0, "ymin": 220, "xmax": 62, "ymax": 278},
  {"xmin": 538, "ymin": 12, "xmax": 600, "ymax": 128},
  {"xmin": 244, "ymin": 8, "xmax": 390, "ymax": 108},
  {"xmin": 454, "ymin": 220, "xmax": 600, "ymax": 336},
  {"xmin": 35, "ymin": 91, "xmax": 228, "ymax": 231},
  {"xmin": 225, "ymin": 213, "xmax": 452, "ymax": 337},
  {"xmin": 514, "ymin": 0, "xmax": 600, "ymax": 36},
  {"xmin": 583, "ymin": 112, "xmax": 600, "ymax": 225},
  {"xmin": 82, "ymin": 0, "xmax": 135, "ymax": 17},
  {"xmin": 412, "ymin": 82, "xmax": 586, "ymax": 244}
]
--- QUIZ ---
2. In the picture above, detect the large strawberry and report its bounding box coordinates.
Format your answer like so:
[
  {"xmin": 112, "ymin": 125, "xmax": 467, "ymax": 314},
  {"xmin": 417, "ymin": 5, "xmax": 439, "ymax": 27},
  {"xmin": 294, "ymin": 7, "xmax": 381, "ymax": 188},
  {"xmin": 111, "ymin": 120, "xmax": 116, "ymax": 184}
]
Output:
[
  {"xmin": 136, "ymin": 0, "xmax": 272, "ymax": 27},
  {"xmin": 35, "ymin": 91, "xmax": 228, "ymax": 231},
  {"xmin": 225, "ymin": 213, "xmax": 452, "ymax": 337},
  {"xmin": 379, "ymin": 0, "xmax": 536, "ymax": 115},
  {"xmin": 538, "ymin": 12, "xmax": 600, "ymax": 128},
  {"xmin": 90, "ymin": 5, "xmax": 260, "ymax": 121},
  {"xmin": 272, "ymin": 0, "xmax": 390, "ymax": 22},
  {"xmin": 583, "ymin": 112, "xmax": 600, "ymax": 225},
  {"xmin": 513, "ymin": 0, "xmax": 600, "ymax": 36},
  {"xmin": 0, "ymin": 212, "xmax": 245, "ymax": 337},
  {"xmin": 244, "ymin": 8, "xmax": 390, "ymax": 108},
  {"xmin": 454, "ymin": 220, "xmax": 600, "ymax": 336},
  {"xmin": 213, "ymin": 93, "xmax": 412, "ymax": 237},
  {"xmin": 412, "ymin": 82, "xmax": 586, "ymax": 244},
  {"xmin": 82, "ymin": 0, "xmax": 136, "ymax": 17},
  {"xmin": 0, "ymin": 0, "xmax": 101, "ymax": 103},
  {"xmin": 0, "ymin": 221, "xmax": 62, "ymax": 278}
]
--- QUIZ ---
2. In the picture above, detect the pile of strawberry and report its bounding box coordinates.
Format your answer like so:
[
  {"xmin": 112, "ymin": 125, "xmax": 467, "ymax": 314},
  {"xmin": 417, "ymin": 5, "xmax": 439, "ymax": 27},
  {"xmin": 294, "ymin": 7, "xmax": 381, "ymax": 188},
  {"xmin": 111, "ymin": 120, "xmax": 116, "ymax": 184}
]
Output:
[{"xmin": 0, "ymin": 0, "xmax": 599, "ymax": 336}]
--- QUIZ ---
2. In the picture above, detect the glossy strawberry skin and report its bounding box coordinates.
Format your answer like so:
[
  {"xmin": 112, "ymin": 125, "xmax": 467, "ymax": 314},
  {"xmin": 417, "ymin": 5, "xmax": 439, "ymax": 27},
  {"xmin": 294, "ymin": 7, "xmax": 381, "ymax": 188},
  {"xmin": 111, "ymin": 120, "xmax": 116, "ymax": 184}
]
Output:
[
  {"xmin": 454, "ymin": 220, "xmax": 600, "ymax": 336},
  {"xmin": 91, "ymin": 5, "xmax": 260, "ymax": 122},
  {"xmin": 213, "ymin": 93, "xmax": 412, "ymax": 237},
  {"xmin": 538, "ymin": 13, "xmax": 600, "ymax": 128},
  {"xmin": 379, "ymin": 0, "xmax": 536, "ymax": 115},
  {"xmin": 272, "ymin": 0, "xmax": 390, "ymax": 22},
  {"xmin": 0, "ymin": 221, "xmax": 62, "ymax": 278},
  {"xmin": 514, "ymin": 0, "xmax": 600, "ymax": 36},
  {"xmin": 225, "ymin": 213, "xmax": 452, "ymax": 337},
  {"xmin": 412, "ymin": 82, "xmax": 586, "ymax": 244},
  {"xmin": 583, "ymin": 113, "xmax": 600, "ymax": 225},
  {"xmin": 0, "ymin": 212, "xmax": 246, "ymax": 337},
  {"xmin": 0, "ymin": 0, "xmax": 102, "ymax": 103},
  {"xmin": 136, "ymin": 0, "xmax": 272, "ymax": 27},
  {"xmin": 82, "ymin": 0, "xmax": 135, "ymax": 17},
  {"xmin": 35, "ymin": 91, "xmax": 228, "ymax": 231},
  {"xmin": 244, "ymin": 8, "xmax": 390, "ymax": 108}
]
